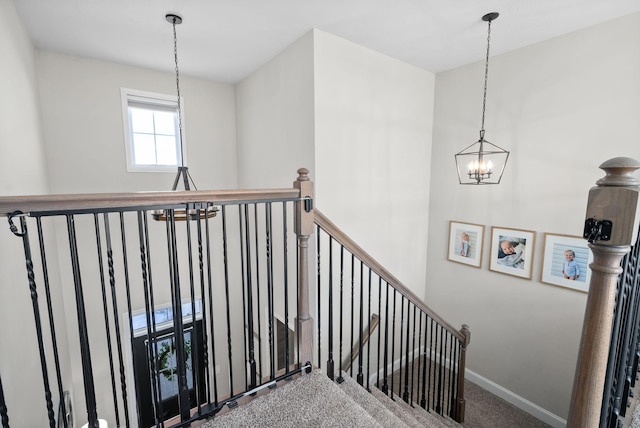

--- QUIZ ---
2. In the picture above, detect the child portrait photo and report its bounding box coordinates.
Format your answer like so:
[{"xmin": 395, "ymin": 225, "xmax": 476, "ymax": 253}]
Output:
[
  {"xmin": 541, "ymin": 233, "xmax": 592, "ymax": 292},
  {"xmin": 489, "ymin": 227, "xmax": 536, "ymax": 279},
  {"xmin": 448, "ymin": 221, "xmax": 484, "ymax": 268}
]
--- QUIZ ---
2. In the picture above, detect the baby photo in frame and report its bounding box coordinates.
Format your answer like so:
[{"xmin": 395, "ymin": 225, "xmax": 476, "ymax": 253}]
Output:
[
  {"xmin": 448, "ymin": 221, "xmax": 484, "ymax": 268},
  {"xmin": 541, "ymin": 233, "xmax": 592, "ymax": 293},
  {"xmin": 489, "ymin": 226, "xmax": 536, "ymax": 279}
]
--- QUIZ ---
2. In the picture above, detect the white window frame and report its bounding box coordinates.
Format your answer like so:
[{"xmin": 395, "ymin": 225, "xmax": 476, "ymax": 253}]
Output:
[{"xmin": 121, "ymin": 88, "xmax": 187, "ymax": 173}]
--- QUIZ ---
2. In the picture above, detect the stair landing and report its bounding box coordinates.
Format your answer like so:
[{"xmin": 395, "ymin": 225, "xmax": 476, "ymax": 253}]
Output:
[{"xmin": 203, "ymin": 369, "xmax": 453, "ymax": 427}]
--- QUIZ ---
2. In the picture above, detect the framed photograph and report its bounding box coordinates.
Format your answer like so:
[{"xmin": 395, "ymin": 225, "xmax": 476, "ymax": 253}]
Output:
[
  {"xmin": 448, "ymin": 221, "xmax": 485, "ymax": 268},
  {"xmin": 489, "ymin": 226, "xmax": 536, "ymax": 279},
  {"xmin": 541, "ymin": 233, "xmax": 592, "ymax": 292}
]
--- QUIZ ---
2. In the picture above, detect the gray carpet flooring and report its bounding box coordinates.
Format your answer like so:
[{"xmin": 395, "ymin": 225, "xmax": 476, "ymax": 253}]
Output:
[
  {"xmin": 204, "ymin": 370, "xmax": 383, "ymax": 427},
  {"xmin": 201, "ymin": 368, "xmax": 553, "ymax": 427}
]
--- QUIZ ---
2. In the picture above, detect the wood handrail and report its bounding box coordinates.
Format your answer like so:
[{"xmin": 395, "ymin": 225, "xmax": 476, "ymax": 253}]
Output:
[
  {"xmin": 0, "ymin": 188, "xmax": 300, "ymax": 216},
  {"xmin": 314, "ymin": 208, "xmax": 465, "ymax": 343},
  {"xmin": 342, "ymin": 313, "xmax": 380, "ymax": 371}
]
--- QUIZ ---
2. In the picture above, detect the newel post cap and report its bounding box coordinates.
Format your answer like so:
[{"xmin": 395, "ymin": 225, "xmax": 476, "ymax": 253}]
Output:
[{"xmin": 596, "ymin": 157, "xmax": 640, "ymax": 187}]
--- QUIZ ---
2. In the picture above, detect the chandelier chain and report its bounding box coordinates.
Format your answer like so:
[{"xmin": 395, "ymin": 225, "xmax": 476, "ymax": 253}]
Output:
[
  {"xmin": 171, "ymin": 17, "xmax": 185, "ymax": 168},
  {"xmin": 480, "ymin": 19, "xmax": 493, "ymax": 136}
]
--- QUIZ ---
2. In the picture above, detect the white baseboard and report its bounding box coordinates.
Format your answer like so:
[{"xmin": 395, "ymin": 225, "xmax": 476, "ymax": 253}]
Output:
[{"xmin": 465, "ymin": 369, "xmax": 566, "ymax": 428}]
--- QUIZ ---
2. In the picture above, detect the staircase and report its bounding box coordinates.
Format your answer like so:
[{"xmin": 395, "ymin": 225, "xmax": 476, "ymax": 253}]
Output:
[{"xmin": 205, "ymin": 369, "xmax": 457, "ymax": 427}]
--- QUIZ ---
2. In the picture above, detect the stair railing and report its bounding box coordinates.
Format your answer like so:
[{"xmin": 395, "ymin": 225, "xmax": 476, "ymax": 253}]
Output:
[{"xmin": 314, "ymin": 209, "xmax": 470, "ymax": 422}]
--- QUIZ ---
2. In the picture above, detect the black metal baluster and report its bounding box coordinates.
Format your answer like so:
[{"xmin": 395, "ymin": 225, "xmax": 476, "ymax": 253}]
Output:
[
  {"xmin": 167, "ymin": 209, "xmax": 190, "ymax": 422},
  {"xmin": 446, "ymin": 332, "xmax": 452, "ymax": 416},
  {"xmin": 616, "ymin": 246, "xmax": 640, "ymax": 421},
  {"xmin": 390, "ymin": 288, "xmax": 397, "ymax": 398},
  {"xmin": 403, "ymin": 297, "xmax": 410, "ymax": 402},
  {"xmin": 243, "ymin": 204, "xmax": 257, "ymax": 389},
  {"xmin": 366, "ymin": 269, "xmax": 372, "ymax": 391},
  {"xmin": 102, "ymin": 214, "xmax": 130, "ymax": 428},
  {"xmin": 436, "ymin": 324, "xmax": 444, "ymax": 414},
  {"xmin": 317, "ymin": 225, "xmax": 322, "ymax": 370},
  {"xmin": 327, "ymin": 235, "xmax": 335, "ymax": 380},
  {"xmin": 252, "ymin": 204, "xmax": 263, "ymax": 383},
  {"xmin": 382, "ymin": 282, "xmax": 390, "ymax": 394},
  {"xmin": 185, "ymin": 208, "xmax": 203, "ymax": 414},
  {"xmin": 428, "ymin": 318, "xmax": 434, "ymax": 411},
  {"xmin": 0, "ymin": 373, "xmax": 8, "ymax": 428},
  {"xmin": 221, "ymin": 205, "xmax": 236, "ymax": 391},
  {"xmin": 122, "ymin": 213, "xmax": 144, "ymax": 428},
  {"xmin": 93, "ymin": 214, "xmax": 120, "ymax": 426},
  {"xmin": 629, "ymin": 238, "xmax": 640, "ymax": 397},
  {"xmin": 624, "ymin": 264, "xmax": 640, "ymax": 415},
  {"xmin": 204, "ymin": 210, "xmax": 219, "ymax": 406},
  {"xmin": 357, "ymin": 261, "xmax": 364, "ymax": 386},
  {"xmin": 9, "ymin": 214, "xmax": 53, "ymax": 426},
  {"xmin": 398, "ymin": 295, "xmax": 405, "ymax": 399},
  {"xmin": 282, "ymin": 202, "xmax": 290, "ymax": 376},
  {"xmin": 420, "ymin": 312, "xmax": 427, "ymax": 409},
  {"xmin": 376, "ymin": 277, "xmax": 382, "ymax": 391},
  {"xmin": 143, "ymin": 211, "xmax": 162, "ymax": 427},
  {"xmin": 35, "ymin": 218, "xmax": 67, "ymax": 428},
  {"xmin": 238, "ymin": 205, "xmax": 251, "ymax": 390},
  {"xmin": 238, "ymin": 206, "xmax": 249, "ymax": 391},
  {"xmin": 349, "ymin": 253, "xmax": 355, "ymax": 379},
  {"xmin": 195, "ymin": 213, "xmax": 210, "ymax": 407},
  {"xmin": 337, "ymin": 245, "xmax": 345, "ymax": 383},
  {"xmin": 265, "ymin": 203, "xmax": 275, "ymax": 379},
  {"xmin": 12, "ymin": 215, "xmax": 55, "ymax": 428},
  {"xmin": 66, "ymin": 215, "xmax": 98, "ymax": 427},
  {"xmin": 603, "ymin": 248, "xmax": 635, "ymax": 426},
  {"xmin": 410, "ymin": 305, "xmax": 417, "ymax": 405}
]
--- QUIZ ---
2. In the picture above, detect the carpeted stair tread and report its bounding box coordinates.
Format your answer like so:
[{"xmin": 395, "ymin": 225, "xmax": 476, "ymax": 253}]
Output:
[
  {"xmin": 335, "ymin": 372, "xmax": 410, "ymax": 428},
  {"xmin": 381, "ymin": 388, "xmax": 452, "ymax": 428},
  {"xmin": 204, "ymin": 369, "xmax": 384, "ymax": 427},
  {"xmin": 368, "ymin": 383, "xmax": 434, "ymax": 428},
  {"xmin": 393, "ymin": 395, "xmax": 453, "ymax": 427}
]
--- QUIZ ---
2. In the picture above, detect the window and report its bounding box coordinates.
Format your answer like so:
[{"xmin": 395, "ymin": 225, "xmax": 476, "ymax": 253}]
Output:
[{"xmin": 121, "ymin": 88, "xmax": 186, "ymax": 172}]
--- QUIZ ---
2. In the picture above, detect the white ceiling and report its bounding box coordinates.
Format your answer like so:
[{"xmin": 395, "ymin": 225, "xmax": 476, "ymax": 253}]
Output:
[{"xmin": 12, "ymin": 0, "xmax": 640, "ymax": 84}]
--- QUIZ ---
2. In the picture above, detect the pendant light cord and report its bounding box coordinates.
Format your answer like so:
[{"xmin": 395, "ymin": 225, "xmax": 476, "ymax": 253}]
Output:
[{"xmin": 480, "ymin": 18, "xmax": 493, "ymax": 139}]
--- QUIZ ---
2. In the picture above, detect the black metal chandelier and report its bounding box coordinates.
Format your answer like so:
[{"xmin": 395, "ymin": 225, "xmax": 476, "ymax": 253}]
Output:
[
  {"xmin": 152, "ymin": 13, "xmax": 217, "ymax": 221},
  {"xmin": 455, "ymin": 12, "xmax": 509, "ymax": 185}
]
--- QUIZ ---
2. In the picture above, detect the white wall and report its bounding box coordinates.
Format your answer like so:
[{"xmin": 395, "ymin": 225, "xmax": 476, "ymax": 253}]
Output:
[
  {"xmin": 427, "ymin": 12, "xmax": 640, "ymax": 421},
  {"xmin": 36, "ymin": 51, "xmax": 238, "ymax": 193},
  {"xmin": 314, "ymin": 30, "xmax": 435, "ymax": 298},
  {"xmin": 0, "ymin": 0, "xmax": 69, "ymax": 426},
  {"xmin": 235, "ymin": 30, "xmax": 315, "ymax": 188}
]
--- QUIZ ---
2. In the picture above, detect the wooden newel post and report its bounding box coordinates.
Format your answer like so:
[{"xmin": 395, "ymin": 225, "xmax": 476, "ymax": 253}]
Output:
[
  {"xmin": 294, "ymin": 168, "xmax": 314, "ymax": 370},
  {"xmin": 567, "ymin": 157, "xmax": 640, "ymax": 427},
  {"xmin": 454, "ymin": 324, "xmax": 471, "ymax": 423}
]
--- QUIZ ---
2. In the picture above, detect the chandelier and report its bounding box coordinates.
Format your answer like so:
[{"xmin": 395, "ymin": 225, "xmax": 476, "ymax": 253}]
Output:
[
  {"xmin": 454, "ymin": 12, "xmax": 509, "ymax": 185},
  {"xmin": 152, "ymin": 13, "xmax": 218, "ymax": 221}
]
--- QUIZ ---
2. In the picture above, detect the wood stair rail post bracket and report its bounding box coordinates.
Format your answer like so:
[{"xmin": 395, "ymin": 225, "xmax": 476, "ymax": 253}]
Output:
[
  {"xmin": 567, "ymin": 157, "xmax": 640, "ymax": 428},
  {"xmin": 294, "ymin": 168, "xmax": 314, "ymax": 372}
]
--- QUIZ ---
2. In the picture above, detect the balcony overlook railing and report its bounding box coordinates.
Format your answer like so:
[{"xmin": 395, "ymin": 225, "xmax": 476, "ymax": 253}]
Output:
[{"xmin": 0, "ymin": 168, "xmax": 468, "ymax": 428}]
